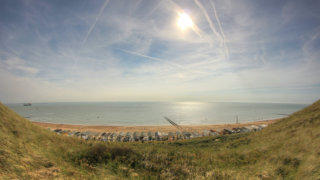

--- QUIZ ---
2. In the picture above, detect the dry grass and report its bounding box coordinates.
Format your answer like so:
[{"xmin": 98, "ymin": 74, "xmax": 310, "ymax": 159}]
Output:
[{"xmin": 1, "ymin": 100, "xmax": 320, "ymax": 179}]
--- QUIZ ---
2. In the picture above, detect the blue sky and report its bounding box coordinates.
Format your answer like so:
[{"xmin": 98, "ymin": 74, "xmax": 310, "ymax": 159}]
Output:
[{"xmin": 0, "ymin": 0, "xmax": 320, "ymax": 103}]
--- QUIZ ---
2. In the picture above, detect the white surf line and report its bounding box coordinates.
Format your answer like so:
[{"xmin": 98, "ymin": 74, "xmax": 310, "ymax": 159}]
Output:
[
  {"xmin": 209, "ymin": 0, "xmax": 229, "ymax": 60},
  {"xmin": 82, "ymin": 0, "xmax": 110, "ymax": 46}
]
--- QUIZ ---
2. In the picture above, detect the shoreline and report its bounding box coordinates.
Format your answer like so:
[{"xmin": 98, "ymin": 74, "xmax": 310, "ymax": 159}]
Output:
[{"xmin": 32, "ymin": 119, "xmax": 278, "ymax": 133}]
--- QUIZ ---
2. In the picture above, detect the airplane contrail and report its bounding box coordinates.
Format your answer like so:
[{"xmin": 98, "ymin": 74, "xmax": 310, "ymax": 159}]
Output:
[
  {"xmin": 193, "ymin": 0, "xmax": 223, "ymax": 44},
  {"xmin": 119, "ymin": 48, "xmax": 185, "ymax": 69},
  {"xmin": 82, "ymin": 0, "xmax": 110, "ymax": 46},
  {"xmin": 144, "ymin": 0, "xmax": 163, "ymax": 18},
  {"xmin": 119, "ymin": 48, "xmax": 210, "ymax": 75},
  {"xmin": 131, "ymin": 0, "xmax": 144, "ymax": 15},
  {"xmin": 209, "ymin": 0, "xmax": 229, "ymax": 60}
]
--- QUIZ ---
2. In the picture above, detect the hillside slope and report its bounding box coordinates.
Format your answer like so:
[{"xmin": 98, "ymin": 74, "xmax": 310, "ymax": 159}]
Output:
[
  {"xmin": 0, "ymin": 103, "xmax": 118, "ymax": 179},
  {"xmin": 0, "ymin": 100, "xmax": 320, "ymax": 179},
  {"xmin": 113, "ymin": 100, "xmax": 319, "ymax": 179}
]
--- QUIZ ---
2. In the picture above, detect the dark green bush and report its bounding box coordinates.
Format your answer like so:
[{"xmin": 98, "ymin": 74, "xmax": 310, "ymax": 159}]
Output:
[{"xmin": 71, "ymin": 143, "xmax": 141, "ymax": 168}]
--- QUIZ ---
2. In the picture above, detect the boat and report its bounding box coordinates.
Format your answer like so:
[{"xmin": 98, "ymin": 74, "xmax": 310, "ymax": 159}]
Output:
[{"xmin": 23, "ymin": 103, "xmax": 32, "ymax": 106}]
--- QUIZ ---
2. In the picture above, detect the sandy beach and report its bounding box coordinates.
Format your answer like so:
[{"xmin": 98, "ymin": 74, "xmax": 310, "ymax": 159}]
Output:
[{"xmin": 32, "ymin": 119, "xmax": 278, "ymax": 133}]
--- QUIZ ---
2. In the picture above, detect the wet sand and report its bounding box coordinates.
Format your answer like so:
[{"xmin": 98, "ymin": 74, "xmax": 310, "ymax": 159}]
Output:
[{"xmin": 32, "ymin": 119, "xmax": 278, "ymax": 133}]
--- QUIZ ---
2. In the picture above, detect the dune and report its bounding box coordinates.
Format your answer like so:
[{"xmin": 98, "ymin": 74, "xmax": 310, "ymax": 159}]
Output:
[{"xmin": 0, "ymin": 100, "xmax": 319, "ymax": 178}]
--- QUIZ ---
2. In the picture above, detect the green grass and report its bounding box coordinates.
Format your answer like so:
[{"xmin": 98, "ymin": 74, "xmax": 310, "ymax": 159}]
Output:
[{"xmin": 1, "ymin": 100, "xmax": 320, "ymax": 179}]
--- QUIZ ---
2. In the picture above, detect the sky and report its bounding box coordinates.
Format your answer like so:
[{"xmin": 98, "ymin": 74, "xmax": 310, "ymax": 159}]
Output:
[{"xmin": 0, "ymin": 0, "xmax": 320, "ymax": 104}]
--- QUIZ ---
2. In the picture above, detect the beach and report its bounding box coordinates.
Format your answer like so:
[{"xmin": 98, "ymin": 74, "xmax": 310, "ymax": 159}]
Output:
[{"xmin": 33, "ymin": 119, "xmax": 277, "ymax": 133}]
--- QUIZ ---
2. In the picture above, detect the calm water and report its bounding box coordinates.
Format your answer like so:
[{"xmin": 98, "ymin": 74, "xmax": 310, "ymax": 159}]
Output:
[{"xmin": 7, "ymin": 102, "xmax": 306, "ymax": 126}]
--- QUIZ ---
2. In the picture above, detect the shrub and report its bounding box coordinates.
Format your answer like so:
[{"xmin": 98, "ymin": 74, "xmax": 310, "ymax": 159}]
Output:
[
  {"xmin": 71, "ymin": 143, "xmax": 141, "ymax": 169},
  {"xmin": 72, "ymin": 143, "xmax": 111, "ymax": 166}
]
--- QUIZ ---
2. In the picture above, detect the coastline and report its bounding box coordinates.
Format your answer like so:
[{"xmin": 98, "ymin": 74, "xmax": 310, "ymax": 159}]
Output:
[{"xmin": 32, "ymin": 119, "xmax": 278, "ymax": 133}]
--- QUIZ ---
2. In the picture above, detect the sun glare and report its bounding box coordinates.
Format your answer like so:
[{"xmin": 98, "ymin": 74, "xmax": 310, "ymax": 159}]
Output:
[{"xmin": 177, "ymin": 12, "xmax": 194, "ymax": 30}]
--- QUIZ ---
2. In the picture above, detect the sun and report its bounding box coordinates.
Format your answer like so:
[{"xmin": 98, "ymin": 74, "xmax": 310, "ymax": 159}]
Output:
[{"xmin": 177, "ymin": 12, "xmax": 194, "ymax": 30}]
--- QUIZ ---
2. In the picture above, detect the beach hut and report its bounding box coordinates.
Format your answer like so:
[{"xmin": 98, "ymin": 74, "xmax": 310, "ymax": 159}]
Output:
[
  {"xmin": 140, "ymin": 132, "xmax": 148, "ymax": 141},
  {"xmin": 60, "ymin": 130, "xmax": 69, "ymax": 135},
  {"xmin": 155, "ymin": 131, "xmax": 162, "ymax": 141},
  {"xmin": 147, "ymin": 131, "xmax": 155, "ymax": 141},
  {"xmin": 123, "ymin": 132, "xmax": 133, "ymax": 142},
  {"xmin": 80, "ymin": 132, "xmax": 89, "ymax": 140},
  {"xmin": 74, "ymin": 131, "xmax": 80, "ymax": 137},
  {"xmin": 161, "ymin": 132, "xmax": 169, "ymax": 141},
  {"xmin": 243, "ymin": 126, "xmax": 254, "ymax": 132},
  {"xmin": 54, "ymin": 129, "xmax": 62, "ymax": 133},
  {"xmin": 100, "ymin": 132, "xmax": 107, "ymax": 138},
  {"xmin": 239, "ymin": 127, "xmax": 250, "ymax": 133},
  {"xmin": 109, "ymin": 132, "xmax": 117, "ymax": 142},
  {"xmin": 182, "ymin": 132, "xmax": 191, "ymax": 139},
  {"xmin": 250, "ymin": 125, "xmax": 261, "ymax": 131},
  {"xmin": 116, "ymin": 132, "xmax": 125, "ymax": 142},
  {"xmin": 86, "ymin": 132, "xmax": 95, "ymax": 140},
  {"xmin": 258, "ymin": 124, "xmax": 268, "ymax": 129},
  {"xmin": 119, "ymin": 132, "xmax": 125, "ymax": 136},
  {"xmin": 168, "ymin": 132, "xmax": 175, "ymax": 141},
  {"xmin": 175, "ymin": 131, "xmax": 182, "ymax": 139},
  {"xmin": 99, "ymin": 132, "xmax": 109, "ymax": 142},
  {"xmin": 67, "ymin": 131, "xmax": 75, "ymax": 137},
  {"xmin": 209, "ymin": 131, "xmax": 218, "ymax": 136},
  {"xmin": 91, "ymin": 132, "xmax": 100, "ymax": 140},
  {"xmin": 190, "ymin": 132, "xmax": 200, "ymax": 138},
  {"xmin": 133, "ymin": 132, "xmax": 140, "ymax": 141},
  {"xmin": 231, "ymin": 127, "xmax": 239, "ymax": 133},
  {"xmin": 221, "ymin": 129, "xmax": 232, "ymax": 135},
  {"xmin": 202, "ymin": 130, "xmax": 210, "ymax": 137},
  {"xmin": 105, "ymin": 132, "xmax": 112, "ymax": 142}
]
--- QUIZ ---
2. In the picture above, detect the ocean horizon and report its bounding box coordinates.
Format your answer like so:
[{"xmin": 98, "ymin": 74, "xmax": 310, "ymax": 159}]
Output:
[{"xmin": 7, "ymin": 102, "xmax": 307, "ymax": 126}]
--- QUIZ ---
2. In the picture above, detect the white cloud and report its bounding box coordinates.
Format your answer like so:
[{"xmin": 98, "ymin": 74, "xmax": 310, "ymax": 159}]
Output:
[
  {"xmin": 0, "ymin": 0, "xmax": 319, "ymax": 104},
  {"xmin": 1, "ymin": 57, "xmax": 39, "ymax": 75}
]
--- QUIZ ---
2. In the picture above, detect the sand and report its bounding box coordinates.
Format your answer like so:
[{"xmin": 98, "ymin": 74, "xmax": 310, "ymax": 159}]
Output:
[{"xmin": 32, "ymin": 119, "xmax": 278, "ymax": 133}]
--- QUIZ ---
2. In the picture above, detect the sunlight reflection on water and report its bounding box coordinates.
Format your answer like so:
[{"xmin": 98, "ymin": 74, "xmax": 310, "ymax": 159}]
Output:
[{"xmin": 8, "ymin": 102, "xmax": 306, "ymax": 126}]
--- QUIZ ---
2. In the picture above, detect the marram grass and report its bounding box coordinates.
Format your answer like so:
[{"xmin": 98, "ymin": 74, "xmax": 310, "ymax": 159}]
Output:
[{"xmin": 0, "ymin": 100, "xmax": 320, "ymax": 179}]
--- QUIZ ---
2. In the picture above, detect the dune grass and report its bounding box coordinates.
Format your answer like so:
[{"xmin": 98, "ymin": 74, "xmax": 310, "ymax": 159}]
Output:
[{"xmin": 0, "ymin": 100, "xmax": 320, "ymax": 179}]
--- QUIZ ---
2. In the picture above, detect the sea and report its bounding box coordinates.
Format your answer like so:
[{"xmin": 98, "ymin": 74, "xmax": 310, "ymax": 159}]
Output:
[{"xmin": 7, "ymin": 102, "xmax": 307, "ymax": 126}]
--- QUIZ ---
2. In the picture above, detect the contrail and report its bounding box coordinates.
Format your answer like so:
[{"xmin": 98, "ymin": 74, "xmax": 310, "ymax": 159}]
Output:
[
  {"xmin": 166, "ymin": 0, "xmax": 182, "ymax": 11},
  {"xmin": 193, "ymin": 0, "xmax": 223, "ymax": 44},
  {"xmin": 120, "ymin": 49, "xmax": 167, "ymax": 62},
  {"xmin": 119, "ymin": 48, "xmax": 209, "ymax": 75},
  {"xmin": 131, "ymin": 0, "xmax": 144, "ymax": 15},
  {"xmin": 144, "ymin": 0, "xmax": 163, "ymax": 18},
  {"xmin": 82, "ymin": 0, "xmax": 110, "ymax": 46},
  {"xmin": 209, "ymin": 0, "xmax": 229, "ymax": 59},
  {"xmin": 119, "ymin": 48, "xmax": 185, "ymax": 69}
]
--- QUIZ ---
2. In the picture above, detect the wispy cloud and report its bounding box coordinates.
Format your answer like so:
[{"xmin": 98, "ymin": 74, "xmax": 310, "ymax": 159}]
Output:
[
  {"xmin": 0, "ymin": 57, "xmax": 38, "ymax": 75},
  {"xmin": 82, "ymin": 0, "xmax": 110, "ymax": 46},
  {"xmin": 193, "ymin": 0, "xmax": 222, "ymax": 43},
  {"xmin": 0, "ymin": 0, "xmax": 319, "ymax": 103},
  {"xmin": 209, "ymin": 0, "xmax": 229, "ymax": 60}
]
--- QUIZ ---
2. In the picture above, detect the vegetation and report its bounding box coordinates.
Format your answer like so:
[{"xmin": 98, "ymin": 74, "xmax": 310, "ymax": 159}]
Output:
[{"xmin": 0, "ymin": 100, "xmax": 320, "ymax": 179}]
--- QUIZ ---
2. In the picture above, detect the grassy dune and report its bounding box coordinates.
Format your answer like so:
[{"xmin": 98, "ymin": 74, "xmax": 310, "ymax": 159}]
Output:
[{"xmin": 0, "ymin": 100, "xmax": 320, "ymax": 179}]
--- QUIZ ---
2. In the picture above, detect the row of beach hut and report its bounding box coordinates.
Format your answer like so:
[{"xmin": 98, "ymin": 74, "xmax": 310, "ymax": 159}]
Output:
[{"xmin": 52, "ymin": 124, "xmax": 268, "ymax": 142}]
